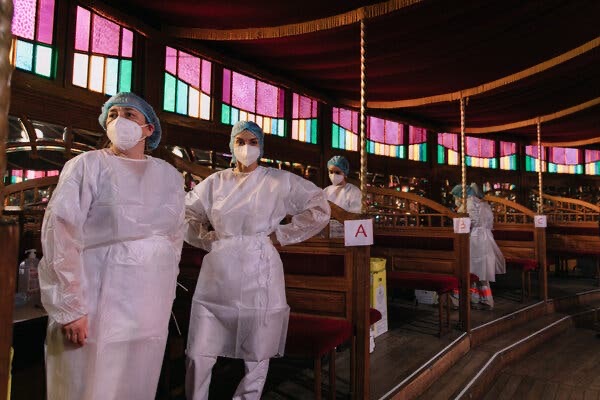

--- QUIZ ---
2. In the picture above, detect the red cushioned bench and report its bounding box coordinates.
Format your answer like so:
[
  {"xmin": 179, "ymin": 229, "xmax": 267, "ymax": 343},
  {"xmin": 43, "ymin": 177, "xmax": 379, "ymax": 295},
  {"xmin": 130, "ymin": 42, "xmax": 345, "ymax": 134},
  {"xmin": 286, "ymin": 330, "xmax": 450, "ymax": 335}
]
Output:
[
  {"xmin": 506, "ymin": 258, "xmax": 538, "ymax": 302},
  {"xmin": 387, "ymin": 271, "xmax": 459, "ymax": 336}
]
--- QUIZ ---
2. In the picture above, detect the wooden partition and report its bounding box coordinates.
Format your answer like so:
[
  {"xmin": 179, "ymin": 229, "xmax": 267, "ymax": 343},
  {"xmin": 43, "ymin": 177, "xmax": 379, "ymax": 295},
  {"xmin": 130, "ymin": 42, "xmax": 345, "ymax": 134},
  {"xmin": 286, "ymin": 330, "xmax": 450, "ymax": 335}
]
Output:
[
  {"xmin": 484, "ymin": 195, "xmax": 548, "ymax": 300},
  {"xmin": 366, "ymin": 187, "xmax": 472, "ymax": 332}
]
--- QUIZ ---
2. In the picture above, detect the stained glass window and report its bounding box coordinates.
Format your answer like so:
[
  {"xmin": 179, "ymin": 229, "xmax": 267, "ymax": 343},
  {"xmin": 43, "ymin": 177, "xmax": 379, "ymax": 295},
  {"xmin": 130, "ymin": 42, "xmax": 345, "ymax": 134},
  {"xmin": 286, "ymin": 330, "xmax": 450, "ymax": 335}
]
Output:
[
  {"xmin": 332, "ymin": 107, "xmax": 359, "ymax": 151},
  {"xmin": 525, "ymin": 145, "xmax": 546, "ymax": 172},
  {"xmin": 291, "ymin": 93, "xmax": 318, "ymax": 144},
  {"xmin": 585, "ymin": 149, "xmax": 600, "ymax": 175},
  {"xmin": 221, "ymin": 69, "xmax": 285, "ymax": 137},
  {"xmin": 547, "ymin": 147, "xmax": 583, "ymax": 174},
  {"xmin": 408, "ymin": 126, "xmax": 427, "ymax": 162},
  {"xmin": 10, "ymin": 0, "xmax": 56, "ymax": 77},
  {"xmin": 437, "ymin": 133, "xmax": 458, "ymax": 165},
  {"xmin": 72, "ymin": 6, "xmax": 133, "ymax": 95},
  {"xmin": 163, "ymin": 47, "xmax": 212, "ymax": 120},
  {"xmin": 366, "ymin": 116, "xmax": 404, "ymax": 158},
  {"xmin": 8, "ymin": 169, "xmax": 58, "ymax": 184},
  {"xmin": 499, "ymin": 141, "xmax": 517, "ymax": 171},
  {"xmin": 465, "ymin": 136, "xmax": 496, "ymax": 168}
]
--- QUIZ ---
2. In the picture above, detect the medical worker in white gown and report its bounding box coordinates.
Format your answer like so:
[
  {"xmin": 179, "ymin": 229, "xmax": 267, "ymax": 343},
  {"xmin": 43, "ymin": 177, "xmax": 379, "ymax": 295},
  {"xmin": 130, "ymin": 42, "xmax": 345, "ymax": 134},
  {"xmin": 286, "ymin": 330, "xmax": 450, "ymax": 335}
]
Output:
[
  {"xmin": 323, "ymin": 155, "xmax": 362, "ymax": 213},
  {"xmin": 39, "ymin": 92, "xmax": 185, "ymax": 400},
  {"xmin": 184, "ymin": 121, "xmax": 331, "ymax": 399},
  {"xmin": 452, "ymin": 183, "xmax": 506, "ymax": 309}
]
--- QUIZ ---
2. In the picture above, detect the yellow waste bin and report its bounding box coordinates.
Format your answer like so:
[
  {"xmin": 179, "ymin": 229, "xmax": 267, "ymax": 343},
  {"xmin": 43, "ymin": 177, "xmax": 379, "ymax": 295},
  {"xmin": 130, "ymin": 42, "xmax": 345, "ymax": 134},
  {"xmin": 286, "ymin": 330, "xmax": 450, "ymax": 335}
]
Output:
[{"xmin": 370, "ymin": 258, "xmax": 388, "ymax": 337}]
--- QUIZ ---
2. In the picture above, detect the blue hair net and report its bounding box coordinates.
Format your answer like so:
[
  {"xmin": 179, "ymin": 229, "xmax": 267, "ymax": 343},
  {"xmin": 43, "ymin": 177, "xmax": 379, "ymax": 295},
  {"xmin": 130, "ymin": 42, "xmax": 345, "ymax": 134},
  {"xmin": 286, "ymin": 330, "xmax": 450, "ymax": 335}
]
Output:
[
  {"xmin": 451, "ymin": 183, "xmax": 483, "ymax": 198},
  {"xmin": 229, "ymin": 121, "xmax": 264, "ymax": 163},
  {"xmin": 327, "ymin": 155, "xmax": 350, "ymax": 176},
  {"xmin": 98, "ymin": 92, "xmax": 162, "ymax": 150}
]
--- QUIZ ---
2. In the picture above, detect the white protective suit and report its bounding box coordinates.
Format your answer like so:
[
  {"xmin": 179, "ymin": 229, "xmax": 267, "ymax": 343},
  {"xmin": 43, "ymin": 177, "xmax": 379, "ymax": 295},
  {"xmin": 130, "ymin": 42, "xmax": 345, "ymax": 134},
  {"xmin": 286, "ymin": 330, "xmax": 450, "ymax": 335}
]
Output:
[
  {"xmin": 39, "ymin": 149, "xmax": 185, "ymax": 400},
  {"xmin": 467, "ymin": 196, "xmax": 506, "ymax": 282},
  {"xmin": 184, "ymin": 165, "xmax": 330, "ymax": 363},
  {"xmin": 323, "ymin": 182, "xmax": 362, "ymax": 213}
]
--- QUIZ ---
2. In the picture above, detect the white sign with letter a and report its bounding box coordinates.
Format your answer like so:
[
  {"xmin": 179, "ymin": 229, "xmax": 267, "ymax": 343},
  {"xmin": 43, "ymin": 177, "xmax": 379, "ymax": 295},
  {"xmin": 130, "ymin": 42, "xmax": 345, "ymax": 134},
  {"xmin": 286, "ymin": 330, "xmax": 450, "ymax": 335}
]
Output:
[
  {"xmin": 344, "ymin": 219, "xmax": 374, "ymax": 246},
  {"xmin": 453, "ymin": 217, "xmax": 471, "ymax": 234},
  {"xmin": 534, "ymin": 215, "xmax": 547, "ymax": 228}
]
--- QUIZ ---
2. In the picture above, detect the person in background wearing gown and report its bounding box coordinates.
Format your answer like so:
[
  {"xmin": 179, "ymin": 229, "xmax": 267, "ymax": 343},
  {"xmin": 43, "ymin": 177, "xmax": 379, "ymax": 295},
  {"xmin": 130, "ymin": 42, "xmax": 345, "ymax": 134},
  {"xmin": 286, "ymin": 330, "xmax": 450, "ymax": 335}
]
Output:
[
  {"xmin": 452, "ymin": 182, "xmax": 506, "ymax": 309},
  {"xmin": 184, "ymin": 121, "xmax": 330, "ymax": 399},
  {"xmin": 323, "ymin": 155, "xmax": 362, "ymax": 213},
  {"xmin": 39, "ymin": 92, "xmax": 185, "ymax": 400}
]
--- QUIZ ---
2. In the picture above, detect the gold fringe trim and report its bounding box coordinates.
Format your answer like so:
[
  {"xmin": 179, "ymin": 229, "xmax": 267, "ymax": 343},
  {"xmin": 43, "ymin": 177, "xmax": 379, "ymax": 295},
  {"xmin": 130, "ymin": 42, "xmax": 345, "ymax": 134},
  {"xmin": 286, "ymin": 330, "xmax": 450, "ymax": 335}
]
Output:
[
  {"xmin": 367, "ymin": 36, "xmax": 600, "ymax": 109},
  {"xmin": 165, "ymin": 0, "xmax": 422, "ymax": 40},
  {"xmin": 447, "ymin": 96, "xmax": 600, "ymax": 135}
]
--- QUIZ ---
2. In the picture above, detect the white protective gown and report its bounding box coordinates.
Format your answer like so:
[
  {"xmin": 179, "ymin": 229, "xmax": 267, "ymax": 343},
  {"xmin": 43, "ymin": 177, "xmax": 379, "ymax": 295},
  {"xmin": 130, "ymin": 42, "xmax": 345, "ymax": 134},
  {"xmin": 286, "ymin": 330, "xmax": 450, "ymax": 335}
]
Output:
[
  {"xmin": 467, "ymin": 196, "xmax": 506, "ymax": 282},
  {"xmin": 185, "ymin": 166, "xmax": 330, "ymax": 362},
  {"xmin": 323, "ymin": 182, "xmax": 362, "ymax": 213},
  {"xmin": 39, "ymin": 149, "xmax": 185, "ymax": 400}
]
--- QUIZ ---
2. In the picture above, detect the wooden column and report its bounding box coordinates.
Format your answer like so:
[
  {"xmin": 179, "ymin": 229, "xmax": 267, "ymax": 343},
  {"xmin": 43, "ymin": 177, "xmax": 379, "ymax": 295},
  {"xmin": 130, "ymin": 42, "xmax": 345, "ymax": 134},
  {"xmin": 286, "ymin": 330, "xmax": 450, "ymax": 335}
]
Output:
[
  {"xmin": 351, "ymin": 245, "xmax": 371, "ymax": 399},
  {"xmin": 535, "ymin": 227, "xmax": 548, "ymax": 301},
  {"xmin": 457, "ymin": 232, "xmax": 471, "ymax": 333}
]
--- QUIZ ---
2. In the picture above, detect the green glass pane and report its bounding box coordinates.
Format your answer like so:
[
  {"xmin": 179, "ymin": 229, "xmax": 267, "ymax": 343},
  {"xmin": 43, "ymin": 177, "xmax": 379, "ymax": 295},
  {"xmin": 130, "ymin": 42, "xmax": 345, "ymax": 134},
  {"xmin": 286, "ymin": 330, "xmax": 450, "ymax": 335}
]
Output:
[
  {"xmin": 420, "ymin": 144, "xmax": 427, "ymax": 162},
  {"xmin": 548, "ymin": 163, "xmax": 557, "ymax": 173},
  {"xmin": 465, "ymin": 156, "xmax": 472, "ymax": 167},
  {"xmin": 15, "ymin": 40, "xmax": 34, "ymax": 71},
  {"xmin": 163, "ymin": 73, "xmax": 176, "ymax": 112},
  {"xmin": 176, "ymin": 80, "xmax": 188, "ymax": 115},
  {"xmin": 437, "ymin": 145, "xmax": 445, "ymax": 164},
  {"xmin": 34, "ymin": 45, "xmax": 53, "ymax": 77},
  {"xmin": 221, "ymin": 104, "xmax": 231, "ymax": 124},
  {"xmin": 231, "ymin": 107, "xmax": 240, "ymax": 124},
  {"xmin": 576, "ymin": 165, "xmax": 583, "ymax": 174},
  {"xmin": 332, "ymin": 125, "xmax": 339, "ymax": 148},
  {"xmin": 311, "ymin": 119, "xmax": 318, "ymax": 143},
  {"xmin": 119, "ymin": 60, "xmax": 132, "ymax": 93},
  {"xmin": 104, "ymin": 58, "xmax": 119, "ymax": 96}
]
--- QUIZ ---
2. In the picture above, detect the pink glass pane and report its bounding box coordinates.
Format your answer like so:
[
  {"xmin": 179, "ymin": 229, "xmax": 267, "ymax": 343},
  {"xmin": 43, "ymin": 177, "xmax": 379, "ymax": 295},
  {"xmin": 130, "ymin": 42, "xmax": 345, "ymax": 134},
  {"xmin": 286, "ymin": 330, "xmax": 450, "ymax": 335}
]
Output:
[
  {"xmin": 338, "ymin": 108, "xmax": 356, "ymax": 132},
  {"xmin": 256, "ymin": 80, "xmax": 279, "ymax": 117},
  {"xmin": 292, "ymin": 93, "xmax": 299, "ymax": 118},
  {"xmin": 466, "ymin": 137, "xmax": 494, "ymax": 158},
  {"xmin": 526, "ymin": 145, "xmax": 545, "ymax": 159},
  {"xmin": 222, "ymin": 68, "xmax": 231, "ymax": 103},
  {"xmin": 277, "ymin": 88, "xmax": 285, "ymax": 118},
  {"xmin": 231, "ymin": 71, "xmax": 256, "ymax": 112},
  {"xmin": 165, "ymin": 47, "xmax": 177, "ymax": 75},
  {"xmin": 586, "ymin": 150, "xmax": 600, "ymax": 163},
  {"xmin": 12, "ymin": 0, "xmax": 36, "ymax": 40},
  {"xmin": 550, "ymin": 147, "xmax": 580, "ymax": 165},
  {"xmin": 121, "ymin": 28, "xmax": 133, "ymax": 57},
  {"xmin": 409, "ymin": 126, "xmax": 426, "ymax": 144},
  {"xmin": 439, "ymin": 133, "xmax": 458, "ymax": 150},
  {"xmin": 178, "ymin": 50, "xmax": 200, "ymax": 88},
  {"xmin": 36, "ymin": 0, "xmax": 55, "ymax": 44},
  {"xmin": 332, "ymin": 107, "xmax": 339, "ymax": 124},
  {"xmin": 385, "ymin": 121, "xmax": 402, "ymax": 145},
  {"xmin": 368, "ymin": 117, "xmax": 385, "ymax": 142},
  {"xmin": 295, "ymin": 94, "xmax": 316, "ymax": 119},
  {"xmin": 201, "ymin": 59, "xmax": 211, "ymax": 94},
  {"xmin": 91, "ymin": 14, "xmax": 120, "ymax": 56},
  {"xmin": 75, "ymin": 7, "xmax": 90, "ymax": 52},
  {"xmin": 500, "ymin": 141, "xmax": 516, "ymax": 156}
]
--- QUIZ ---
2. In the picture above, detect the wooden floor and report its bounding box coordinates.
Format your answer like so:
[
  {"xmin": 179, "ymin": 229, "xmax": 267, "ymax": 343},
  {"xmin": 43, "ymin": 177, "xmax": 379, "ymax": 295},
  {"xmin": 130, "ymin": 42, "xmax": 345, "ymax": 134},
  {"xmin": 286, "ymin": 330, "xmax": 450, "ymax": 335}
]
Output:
[{"xmin": 482, "ymin": 328, "xmax": 600, "ymax": 400}]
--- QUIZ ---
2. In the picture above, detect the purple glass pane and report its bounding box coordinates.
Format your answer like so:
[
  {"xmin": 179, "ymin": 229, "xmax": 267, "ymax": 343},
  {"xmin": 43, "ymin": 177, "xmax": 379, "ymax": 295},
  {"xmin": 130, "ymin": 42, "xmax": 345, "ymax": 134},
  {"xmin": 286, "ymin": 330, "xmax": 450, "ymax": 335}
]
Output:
[
  {"xmin": 256, "ymin": 80, "xmax": 278, "ymax": 117},
  {"xmin": 500, "ymin": 141, "xmax": 515, "ymax": 156},
  {"xmin": 277, "ymin": 88, "xmax": 285, "ymax": 118},
  {"xmin": 231, "ymin": 71, "xmax": 256, "ymax": 112},
  {"xmin": 480, "ymin": 138, "xmax": 494, "ymax": 158},
  {"xmin": 439, "ymin": 133, "xmax": 457, "ymax": 150},
  {"xmin": 409, "ymin": 126, "xmax": 426, "ymax": 144},
  {"xmin": 36, "ymin": 0, "xmax": 55, "ymax": 44},
  {"xmin": 91, "ymin": 14, "xmax": 120, "ymax": 56},
  {"xmin": 75, "ymin": 7, "xmax": 90, "ymax": 52},
  {"xmin": 178, "ymin": 50, "xmax": 200, "ymax": 88},
  {"xmin": 339, "ymin": 108, "xmax": 354, "ymax": 132},
  {"xmin": 332, "ymin": 107, "xmax": 339, "ymax": 124},
  {"xmin": 298, "ymin": 95, "xmax": 315, "ymax": 119},
  {"xmin": 201, "ymin": 59, "xmax": 211, "ymax": 94},
  {"xmin": 121, "ymin": 28, "xmax": 133, "ymax": 57},
  {"xmin": 12, "ymin": 0, "xmax": 36, "ymax": 40},
  {"xmin": 292, "ymin": 93, "xmax": 299, "ymax": 118},
  {"xmin": 586, "ymin": 150, "xmax": 600, "ymax": 163},
  {"xmin": 386, "ymin": 121, "xmax": 402, "ymax": 145},
  {"xmin": 368, "ymin": 117, "xmax": 385, "ymax": 142},
  {"xmin": 222, "ymin": 68, "xmax": 231, "ymax": 104},
  {"xmin": 312, "ymin": 99, "xmax": 317, "ymax": 116},
  {"xmin": 165, "ymin": 47, "xmax": 177, "ymax": 75},
  {"xmin": 352, "ymin": 110, "xmax": 358, "ymax": 132}
]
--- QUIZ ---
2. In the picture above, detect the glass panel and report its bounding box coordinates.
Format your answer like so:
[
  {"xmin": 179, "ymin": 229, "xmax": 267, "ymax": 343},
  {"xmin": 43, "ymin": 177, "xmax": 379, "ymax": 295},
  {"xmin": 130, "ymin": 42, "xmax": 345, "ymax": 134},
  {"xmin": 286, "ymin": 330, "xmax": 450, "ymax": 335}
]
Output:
[
  {"xmin": 89, "ymin": 55, "xmax": 105, "ymax": 92},
  {"xmin": 163, "ymin": 73, "xmax": 176, "ymax": 112},
  {"xmin": 222, "ymin": 68, "xmax": 231, "ymax": 104},
  {"xmin": 165, "ymin": 47, "xmax": 177, "ymax": 75},
  {"xmin": 178, "ymin": 49, "xmax": 200, "ymax": 88},
  {"xmin": 368, "ymin": 117, "xmax": 385, "ymax": 143},
  {"xmin": 256, "ymin": 81, "xmax": 279, "ymax": 117},
  {"xmin": 118, "ymin": 59, "xmax": 132, "ymax": 92},
  {"xmin": 72, "ymin": 53, "xmax": 89, "ymax": 87},
  {"xmin": 201, "ymin": 59, "xmax": 211, "ymax": 94},
  {"xmin": 121, "ymin": 28, "xmax": 133, "ymax": 58},
  {"xmin": 75, "ymin": 7, "xmax": 91, "ymax": 52},
  {"xmin": 36, "ymin": 0, "xmax": 55, "ymax": 44},
  {"xmin": 409, "ymin": 126, "xmax": 427, "ymax": 144},
  {"xmin": 12, "ymin": 0, "xmax": 36, "ymax": 40},
  {"xmin": 221, "ymin": 104, "xmax": 231, "ymax": 124},
  {"xmin": 104, "ymin": 57, "xmax": 119, "ymax": 95},
  {"xmin": 91, "ymin": 14, "xmax": 119, "ymax": 56},
  {"xmin": 231, "ymin": 71, "xmax": 256, "ymax": 112},
  {"xmin": 176, "ymin": 80, "xmax": 188, "ymax": 115},
  {"xmin": 34, "ymin": 44, "xmax": 52, "ymax": 77},
  {"xmin": 200, "ymin": 93, "xmax": 211, "ymax": 120},
  {"xmin": 15, "ymin": 40, "xmax": 34, "ymax": 71},
  {"xmin": 188, "ymin": 86, "xmax": 200, "ymax": 118}
]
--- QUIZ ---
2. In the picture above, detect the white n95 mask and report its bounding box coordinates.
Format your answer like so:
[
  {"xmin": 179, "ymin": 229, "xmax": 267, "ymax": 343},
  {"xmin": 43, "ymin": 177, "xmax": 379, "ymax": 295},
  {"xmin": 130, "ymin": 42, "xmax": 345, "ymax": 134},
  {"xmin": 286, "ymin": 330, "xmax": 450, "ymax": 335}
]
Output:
[
  {"xmin": 107, "ymin": 117, "xmax": 147, "ymax": 151},
  {"xmin": 234, "ymin": 145, "xmax": 260, "ymax": 167},
  {"xmin": 329, "ymin": 173, "xmax": 344, "ymax": 185}
]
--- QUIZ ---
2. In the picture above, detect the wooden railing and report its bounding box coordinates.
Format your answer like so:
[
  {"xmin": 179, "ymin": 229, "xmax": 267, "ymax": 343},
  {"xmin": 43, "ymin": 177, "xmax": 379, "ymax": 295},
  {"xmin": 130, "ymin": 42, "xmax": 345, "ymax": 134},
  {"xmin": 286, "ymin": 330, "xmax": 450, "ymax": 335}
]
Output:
[
  {"xmin": 534, "ymin": 191, "xmax": 600, "ymax": 224},
  {"xmin": 2, "ymin": 175, "xmax": 59, "ymax": 210}
]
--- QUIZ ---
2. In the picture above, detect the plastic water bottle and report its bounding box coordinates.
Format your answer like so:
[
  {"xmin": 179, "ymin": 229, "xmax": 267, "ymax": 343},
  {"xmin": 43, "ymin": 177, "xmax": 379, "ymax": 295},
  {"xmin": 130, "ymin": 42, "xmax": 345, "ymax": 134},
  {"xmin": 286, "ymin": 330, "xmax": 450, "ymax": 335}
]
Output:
[{"xmin": 17, "ymin": 249, "xmax": 40, "ymax": 304}]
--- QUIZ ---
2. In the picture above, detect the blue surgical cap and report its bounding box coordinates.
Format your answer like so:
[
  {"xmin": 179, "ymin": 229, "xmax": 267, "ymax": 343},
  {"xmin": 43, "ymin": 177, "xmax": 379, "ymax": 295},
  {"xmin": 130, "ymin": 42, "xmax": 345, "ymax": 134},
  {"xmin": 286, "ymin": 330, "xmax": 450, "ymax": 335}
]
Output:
[
  {"xmin": 229, "ymin": 121, "xmax": 264, "ymax": 163},
  {"xmin": 327, "ymin": 155, "xmax": 350, "ymax": 176},
  {"xmin": 451, "ymin": 183, "xmax": 483, "ymax": 198},
  {"xmin": 98, "ymin": 92, "xmax": 162, "ymax": 150}
]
